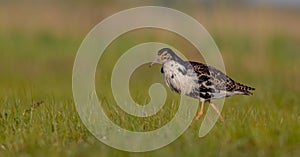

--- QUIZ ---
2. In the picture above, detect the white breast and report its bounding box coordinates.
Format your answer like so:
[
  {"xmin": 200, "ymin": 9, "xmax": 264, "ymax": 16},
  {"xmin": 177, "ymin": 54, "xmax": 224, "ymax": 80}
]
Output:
[{"xmin": 163, "ymin": 61, "xmax": 198, "ymax": 95}]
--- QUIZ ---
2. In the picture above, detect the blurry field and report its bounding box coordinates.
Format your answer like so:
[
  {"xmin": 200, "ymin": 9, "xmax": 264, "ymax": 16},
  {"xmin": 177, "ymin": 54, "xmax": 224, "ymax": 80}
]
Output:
[{"xmin": 1, "ymin": 1, "xmax": 300, "ymax": 157}]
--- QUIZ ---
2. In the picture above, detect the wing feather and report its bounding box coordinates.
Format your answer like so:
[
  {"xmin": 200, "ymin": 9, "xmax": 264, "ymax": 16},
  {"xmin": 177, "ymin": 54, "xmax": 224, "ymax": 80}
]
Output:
[{"xmin": 185, "ymin": 61, "xmax": 254, "ymax": 97}]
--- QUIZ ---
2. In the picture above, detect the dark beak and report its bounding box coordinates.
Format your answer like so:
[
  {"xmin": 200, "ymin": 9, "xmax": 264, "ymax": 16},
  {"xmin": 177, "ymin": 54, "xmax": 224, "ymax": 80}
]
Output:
[{"xmin": 150, "ymin": 57, "xmax": 161, "ymax": 67}]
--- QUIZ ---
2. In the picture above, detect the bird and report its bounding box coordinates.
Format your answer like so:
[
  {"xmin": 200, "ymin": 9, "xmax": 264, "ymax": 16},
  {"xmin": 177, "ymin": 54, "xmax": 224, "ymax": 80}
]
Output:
[{"xmin": 150, "ymin": 48, "xmax": 255, "ymax": 122}]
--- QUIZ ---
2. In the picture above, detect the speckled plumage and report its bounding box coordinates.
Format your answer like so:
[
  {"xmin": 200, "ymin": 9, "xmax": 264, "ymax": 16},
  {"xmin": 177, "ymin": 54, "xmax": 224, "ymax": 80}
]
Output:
[
  {"xmin": 163, "ymin": 61, "xmax": 255, "ymax": 99},
  {"xmin": 150, "ymin": 48, "xmax": 255, "ymax": 122}
]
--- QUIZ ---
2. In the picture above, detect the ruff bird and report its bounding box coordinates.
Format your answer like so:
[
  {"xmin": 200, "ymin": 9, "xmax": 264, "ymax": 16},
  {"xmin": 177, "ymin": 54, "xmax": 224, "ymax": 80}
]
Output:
[{"xmin": 150, "ymin": 48, "xmax": 255, "ymax": 122}]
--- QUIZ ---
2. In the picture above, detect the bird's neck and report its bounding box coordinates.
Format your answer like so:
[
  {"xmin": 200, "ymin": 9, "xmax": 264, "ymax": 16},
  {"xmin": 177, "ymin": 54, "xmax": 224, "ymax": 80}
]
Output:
[
  {"xmin": 172, "ymin": 56, "xmax": 185, "ymax": 65},
  {"xmin": 163, "ymin": 59, "xmax": 186, "ymax": 69}
]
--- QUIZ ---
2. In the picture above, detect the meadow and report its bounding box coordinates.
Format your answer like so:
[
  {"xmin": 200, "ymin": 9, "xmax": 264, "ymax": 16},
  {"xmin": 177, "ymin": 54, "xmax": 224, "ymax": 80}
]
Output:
[{"xmin": 1, "ymin": 2, "xmax": 300, "ymax": 157}]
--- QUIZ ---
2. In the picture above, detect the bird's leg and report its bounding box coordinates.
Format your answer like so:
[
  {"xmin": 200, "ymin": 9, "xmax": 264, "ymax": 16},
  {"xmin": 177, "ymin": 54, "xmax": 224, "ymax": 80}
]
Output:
[
  {"xmin": 196, "ymin": 100, "xmax": 205, "ymax": 120},
  {"xmin": 209, "ymin": 102, "xmax": 224, "ymax": 123}
]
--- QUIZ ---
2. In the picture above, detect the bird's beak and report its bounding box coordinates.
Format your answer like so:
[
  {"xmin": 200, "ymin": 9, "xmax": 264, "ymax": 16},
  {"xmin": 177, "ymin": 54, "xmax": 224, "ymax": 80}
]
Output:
[{"xmin": 150, "ymin": 57, "xmax": 161, "ymax": 67}]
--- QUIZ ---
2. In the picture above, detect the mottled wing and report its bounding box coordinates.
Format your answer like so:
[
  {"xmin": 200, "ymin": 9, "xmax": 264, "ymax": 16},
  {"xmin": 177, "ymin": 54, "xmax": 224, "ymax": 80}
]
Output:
[
  {"xmin": 201, "ymin": 64, "xmax": 255, "ymax": 96},
  {"xmin": 185, "ymin": 61, "xmax": 254, "ymax": 100},
  {"xmin": 186, "ymin": 61, "xmax": 227, "ymax": 88}
]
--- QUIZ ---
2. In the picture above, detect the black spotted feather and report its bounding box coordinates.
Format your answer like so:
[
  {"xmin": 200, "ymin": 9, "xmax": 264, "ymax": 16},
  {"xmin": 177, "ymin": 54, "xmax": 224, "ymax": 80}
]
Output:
[
  {"xmin": 151, "ymin": 48, "xmax": 255, "ymax": 121},
  {"xmin": 185, "ymin": 61, "xmax": 255, "ymax": 100}
]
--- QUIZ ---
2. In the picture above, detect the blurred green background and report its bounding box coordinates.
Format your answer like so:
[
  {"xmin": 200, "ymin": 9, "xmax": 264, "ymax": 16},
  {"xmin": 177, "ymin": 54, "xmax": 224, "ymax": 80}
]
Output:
[{"xmin": 1, "ymin": 0, "xmax": 300, "ymax": 157}]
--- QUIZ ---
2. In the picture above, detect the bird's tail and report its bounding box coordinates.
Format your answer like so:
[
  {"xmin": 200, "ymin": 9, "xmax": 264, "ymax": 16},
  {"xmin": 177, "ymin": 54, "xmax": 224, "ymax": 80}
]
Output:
[{"xmin": 235, "ymin": 82, "xmax": 255, "ymax": 95}]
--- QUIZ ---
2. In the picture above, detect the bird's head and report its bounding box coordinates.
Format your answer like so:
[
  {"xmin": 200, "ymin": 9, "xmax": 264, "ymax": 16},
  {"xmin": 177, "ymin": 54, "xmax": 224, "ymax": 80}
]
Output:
[{"xmin": 150, "ymin": 48, "xmax": 178, "ymax": 66}]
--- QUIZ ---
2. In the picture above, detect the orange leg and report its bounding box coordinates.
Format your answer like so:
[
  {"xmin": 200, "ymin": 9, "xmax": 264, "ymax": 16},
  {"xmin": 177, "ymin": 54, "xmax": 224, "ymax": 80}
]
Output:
[
  {"xmin": 209, "ymin": 102, "xmax": 224, "ymax": 123},
  {"xmin": 196, "ymin": 100, "xmax": 205, "ymax": 120}
]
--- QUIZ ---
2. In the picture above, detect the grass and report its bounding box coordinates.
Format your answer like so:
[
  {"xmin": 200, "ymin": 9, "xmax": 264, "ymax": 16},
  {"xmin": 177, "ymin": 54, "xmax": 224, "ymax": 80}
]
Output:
[{"xmin": 1, "ymin": 3, "xmax": 300, "ymax": 157}]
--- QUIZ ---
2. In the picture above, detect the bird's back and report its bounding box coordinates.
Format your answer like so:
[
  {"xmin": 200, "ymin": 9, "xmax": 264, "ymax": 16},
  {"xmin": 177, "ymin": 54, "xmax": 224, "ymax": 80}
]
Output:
[{"xmin": 185, "ymin": 61, "xmax": 255, "ymax": 100}]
